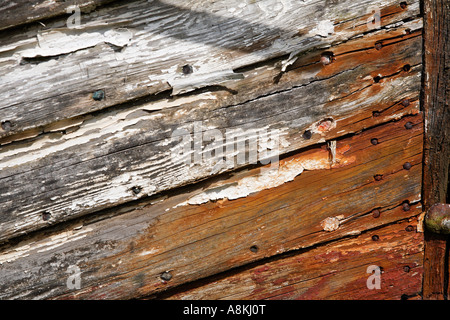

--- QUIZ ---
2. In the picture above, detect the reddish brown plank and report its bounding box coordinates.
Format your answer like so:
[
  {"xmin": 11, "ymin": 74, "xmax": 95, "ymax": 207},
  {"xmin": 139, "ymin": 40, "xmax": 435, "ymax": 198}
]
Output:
[{"xmin": 162, "ymin": 219, "xmax": 424, "ymax": 300}]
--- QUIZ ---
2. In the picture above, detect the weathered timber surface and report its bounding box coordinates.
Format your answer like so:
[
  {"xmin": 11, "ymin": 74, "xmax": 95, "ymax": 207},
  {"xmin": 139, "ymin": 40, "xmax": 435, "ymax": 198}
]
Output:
[
  {"xmin": 162, "ymin": 220, "xmax": 424, "ymax": 300},
  {"xmin": 422, "ymin": 0, "xmax": 450, "ymax": 300},
  {"xmin": 0, "ymin": 116, "xmax": 423, "ymax": 299},
  {"xmin": 0, "ymin": 0, "xmax": 420, "ymax": 139},
  {"xmin": 0, "ymin": 0, "xmax": 116, "ymax": 31},
  {"xmin": 0, "ymin": 28, "xmax": 422, "ymax": 244}
]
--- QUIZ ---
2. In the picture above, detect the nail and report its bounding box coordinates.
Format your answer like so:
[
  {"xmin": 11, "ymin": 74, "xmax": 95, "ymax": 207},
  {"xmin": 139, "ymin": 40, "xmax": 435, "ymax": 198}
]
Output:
[
  {"xmin": 371, "ymin": 138, "xmax": 379, "ymax": 145},
  {"xmin": 373, "ymin": 111, "xmax": 381, "ymax": 117},
  {"xmin": 1, "ymin": 121, "xmax": 11, "ymax": 131},
  {"xmin": 160, "ymin": 271, "xmax": 172, "ymax": 281},
  {"xmin": 182, "ymin": 64, "xmax": 193, "ymax": 75},
  {"xmin": 404, "ymin": 122, "xmax": 413, "ymax": 129},
  {"xmin": 250, "ymin": 245, "xmax": 259, "ymax": 253},
  {"xmin": 373, "ymin": 76, "xmax": 381, "ymax": 83},
  {"xmin": 405, "ymin": 225, "xmax": 415, "ymax": 232},
  {"xmin": 372, "ymin": 209, "xmax": 381, "ymax": 218},
  {"xmin": 403, "ymin": 162, "xmax": 412, "ymax": 170},
  {"xmin": 374, "ymin": 174, "xmax": 383, "ymax": 181},
  {"xmin": 303, "ymin": 130, "xmax": 312, "ymax": 139},
  {"xmin": 401, "ymin": 99, "xmax": 410, "ymax": 107},
  {"xmin": 131, "ymin": 186, "xmax": 142, "ymax": 195},
  {"xmin": 402, "ymin": 201, "xmax": 410, "ymax": 211},
  {"xmin": 42, "ymin": 211, "xmax": 51, "ymax": 221},
  {"xmin": 375, "ymin": 42, "xmax": 383, "ymax": 50},
  {"xmin": 372, "ymin": 235, "xmax": 380, "ymax": 241},
  {"xmin": 320, "ymin": 52, "xmax": 334, "ymax": 65},
  {"xmin": 403, "ymin": 265, "xmax": 410, "ymax": 273},
  {"xmin": 400, "ymin": 1, "xmax": 408, "ymax": 9},
  {"xmin": 92, "ymin": 90, "xmax": 105, "ymax": 101},
  {"xmin": 403, "ymin": 64, "xmax": 411, "ymax": 72}
]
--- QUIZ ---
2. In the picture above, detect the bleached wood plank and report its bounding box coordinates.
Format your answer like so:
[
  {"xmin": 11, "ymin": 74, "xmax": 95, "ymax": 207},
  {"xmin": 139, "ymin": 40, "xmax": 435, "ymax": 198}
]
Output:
[{"xmin": 0, "ymin": 0, "xmax": 420, "ymax": 138}]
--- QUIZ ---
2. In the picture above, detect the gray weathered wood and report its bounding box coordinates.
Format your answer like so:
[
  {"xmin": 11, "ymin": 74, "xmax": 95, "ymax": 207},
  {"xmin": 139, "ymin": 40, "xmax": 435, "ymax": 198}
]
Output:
[
  {"xmin": 0, "ymin": 0, "xmax": 420, "ymax": 138},
  {"xmin": 0, "ymin": 0, "xmax": 115, "ymax": 31}
]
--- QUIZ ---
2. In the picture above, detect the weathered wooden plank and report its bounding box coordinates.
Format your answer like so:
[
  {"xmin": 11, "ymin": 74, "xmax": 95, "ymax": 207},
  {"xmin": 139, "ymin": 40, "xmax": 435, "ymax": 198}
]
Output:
[
  {"xmin": 421, "ymin": 0, "xmax": 450, "ymax": 300},
  {"xmin": 0, "ymin": 0, "xmax": 115, "ymax": 31},
  {"xmin": 0, "ymin": 0, "xmax": 420, "ymax": 138},
  {"xmin": 162, "ymin": 219, "xmax": 424, "ymax": 300},
  {"xmin": 0, "ymin": 30, "xmax": 422, "ymax": 244},
  {"xmin": 0, "ymin": 116, "xmax": 423, "ymax": 299}
]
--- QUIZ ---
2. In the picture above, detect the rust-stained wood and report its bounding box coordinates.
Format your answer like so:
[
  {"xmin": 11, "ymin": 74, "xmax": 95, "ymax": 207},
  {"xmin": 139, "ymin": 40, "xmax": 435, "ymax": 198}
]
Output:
[
  {"xmin": 0, "ymin": 116, "xmax": 423, "ymax": 299},
  {"xmin": 422, "ymin": 0, "xmax": 450, "ymax": 300},
  {"xmin": 0, "ymin": 0, "xmax": 429, "ymax": 301},
  {"xmin": 0, "ymin": 29, "xmax": 422, "ymax": 244},
  {"xmin": 0, "ymin": 0, "xmax": 420, "ymax": 139},
  {"xmin": 162, "ymin": 219, "xmax": 424, "ymax": 300}
]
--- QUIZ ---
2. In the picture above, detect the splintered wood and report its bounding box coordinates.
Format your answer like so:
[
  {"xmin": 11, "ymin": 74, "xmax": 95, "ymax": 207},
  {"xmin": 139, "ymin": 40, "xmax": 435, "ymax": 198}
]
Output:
[{"xmin": 0, "ymin": 0, "xmax": 424, "ymax": 300}]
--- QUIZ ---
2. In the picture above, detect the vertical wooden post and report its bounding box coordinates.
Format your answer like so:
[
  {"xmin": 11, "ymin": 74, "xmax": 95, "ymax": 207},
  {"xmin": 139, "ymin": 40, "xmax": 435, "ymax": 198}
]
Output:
[{"xmin": 422, "ymin": 0, "xmax": 450, "ymax": 300}]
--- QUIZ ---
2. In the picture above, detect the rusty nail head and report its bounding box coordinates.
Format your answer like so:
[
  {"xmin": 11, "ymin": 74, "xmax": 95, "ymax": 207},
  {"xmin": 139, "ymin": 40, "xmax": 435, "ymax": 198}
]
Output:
[
  {"xmin": 372, "ymin": 209, "xmax": 381, "ymax": 218},
  {"xmin": 402, "ymin": 201, "xmax": 410, "ymax": 211},
  {"xmin": 401, "ymin": 99, "xmax": 410, "ymax": 107},
  {"xmin": 374, "ymin": 174, "xmax": 383, "ymax": 181},
  {"xmin": 403, "ymin": 162, "xmax": 412, "ymax": 170},
  {"xmin": 303, "ymin": 130, "xmax": 312, "ymax": 139},
  {"xmin": 375, "ymin": 43, "xmax": 383, "ymax": 50},
  {"xmin": 424, "ymin": 203, "xmax": 450, "ymax": 234},
  {"xmin": 371, "ymin": 138, "xmax": 379, "ymax": 145},
  {"xmin": 372, "ymin": 235, "xmax": 379, "ymax": 241},
  {"xmin": 405, "ymin": 225, "xmax": 415, "ymax": 232},
  {"xmin": 400, "ymin": 2, "xmax": 407, "ymax": 9},
  {"xmin": 250, "ymin": 245, "xmax": 259, "ymax": 253},
  {"xmin": 403, "ymin": 265, "xmax": 410, "ymax": 273},
  {"xmin": 404, "ymin": 122, "xmax": 413, "ymax": 129},
  {"xmin": 373, "ymin": 111, "xmax": 381, "ymax": 117},
  {"xmin": 320, "ymin": 52, "xmax": 333, "ymax": 65},
  {"xmin": 160, "ymin": 271, "xmax": 172, "ymax": 281}
]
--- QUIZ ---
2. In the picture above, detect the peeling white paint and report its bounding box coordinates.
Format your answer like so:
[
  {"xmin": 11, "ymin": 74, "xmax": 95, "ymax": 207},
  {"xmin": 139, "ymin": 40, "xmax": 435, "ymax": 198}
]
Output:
[
  {"xmin": 20, "ymin": 28, "xmax": 134, "ymax": 58},
  {"xmin": 320, "ymin": 215, "xmax": 345, "ymax": 232},
  {"xmin": 139, "ymin": 248, "xmax": 160, "ymax": 256},
  {"xmin": 309, "ymin": 20, "xmax": 335, "ymax": 38},
  {"xmin": 177, "ymin": 152, "xmax": 337, "ymax": 206}
]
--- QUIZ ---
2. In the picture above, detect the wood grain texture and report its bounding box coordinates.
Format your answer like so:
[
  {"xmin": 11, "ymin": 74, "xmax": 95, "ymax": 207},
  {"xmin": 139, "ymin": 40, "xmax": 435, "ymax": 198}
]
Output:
[
  {"xmin": 0, "ymin": 0, "xmax": 420, "ymax": 138},
  {"xmin": 0, "ymin": 29, "xmax": 422, "ymax": 244},
  {"xmin": 162, "ymin": 219, "xmax": 424, "ymax": 300},
  {"xmin": 0, "ymin": 0, "xmax": 115, "ymax": 31},
  {"xmin": 0, "ymin": 116, "xmax": 423, "ymax": 299},
  {"xmin": 422, "ymin": 0, "xmax": 450, "ymax": 300}
]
